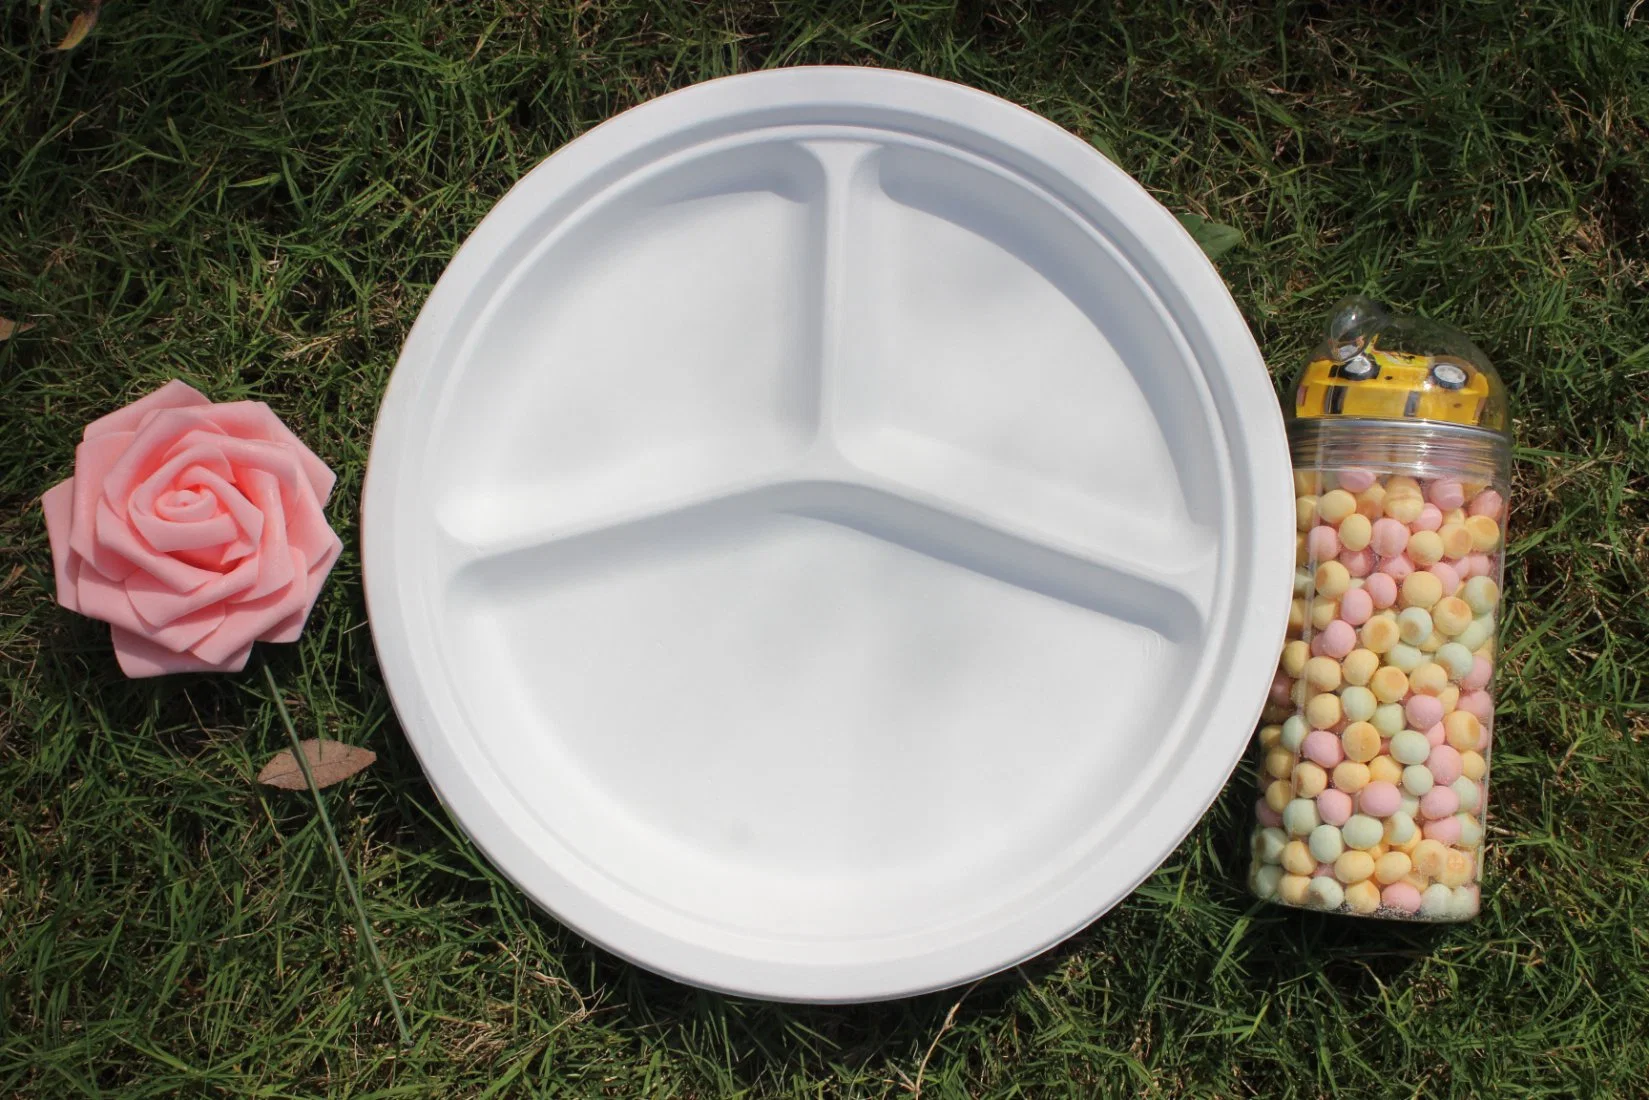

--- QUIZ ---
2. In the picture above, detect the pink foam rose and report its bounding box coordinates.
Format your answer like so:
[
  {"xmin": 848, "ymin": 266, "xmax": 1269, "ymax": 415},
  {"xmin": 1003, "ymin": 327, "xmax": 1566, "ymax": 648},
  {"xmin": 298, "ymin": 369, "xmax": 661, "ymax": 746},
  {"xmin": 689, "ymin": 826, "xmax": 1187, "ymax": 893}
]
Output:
[{"xmin": 41, "ymin": 381, "xmax": 341, "ymax": 676}]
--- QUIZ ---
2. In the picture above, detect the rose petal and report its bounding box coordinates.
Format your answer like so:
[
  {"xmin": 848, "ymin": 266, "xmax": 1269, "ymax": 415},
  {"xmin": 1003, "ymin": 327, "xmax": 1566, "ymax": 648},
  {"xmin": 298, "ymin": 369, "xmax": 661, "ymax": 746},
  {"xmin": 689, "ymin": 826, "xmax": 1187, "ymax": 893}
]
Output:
[
  {"xmin": 261, "ymin": 528, "xmax": 341, "ymax": 643},
  {"xmin": 111, "ymin": 626, "xmax": 251, "ymax": 677},
  {"xmin": 174, "ymin": 464, "xmax": 263, "ymax": 546},
  {"xmin": 95, "ymin": 499, "xmax": 218, "ymax": 592},
  {"xmin": 138, "ymin": 599, "xmax": 227, "ymax": 653},
  {"xmin": 154, "ymin": 488, "xmax": 217, "ymax": 522},
  {"xmin": 71, "ymin": 566, "xmax": 150, "ymax": 635},
  {"xmin": 130, "ymin": 504, "xmax": 237, "ymax": 553},
  {"xmin": 112, "ymin": 433, "xmax": 234, "ymax": 528},
  {"xmin": 82, "ymin": 380, "xmax": 210, "ymax": 442},
  {"xmin": 68, "ymin": 432, "xmax": 139, "ymax": 582},
  {"xmin": 42, "ymin": 479, "xmax": 81, "ymax": 612},
  {"xmin": 195, "ymin": 401, "xmax": 337, "ymax": 503},
  {"xmin": 126, "ymin": 555, "xmax": 258, "ymax": 628},
  {"xmin": 192, "ymin": 547, "xmax": 308, "ymax": 665},
  {"xmin": 99, "ymin": 409, "xmax": 239, "ymax": 513},
  {"xmin": 235, "ymin": 467, "xmax": 294, "ymax": 600}
]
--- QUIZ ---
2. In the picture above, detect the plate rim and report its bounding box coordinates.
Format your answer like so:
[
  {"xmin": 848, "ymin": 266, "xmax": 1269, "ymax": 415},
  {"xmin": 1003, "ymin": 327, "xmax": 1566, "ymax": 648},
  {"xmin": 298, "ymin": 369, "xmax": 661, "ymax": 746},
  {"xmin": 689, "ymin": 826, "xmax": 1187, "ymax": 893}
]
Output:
[{"xmin": 363, "ymin": 65, "xmax": 1293, "ymax": 1002}]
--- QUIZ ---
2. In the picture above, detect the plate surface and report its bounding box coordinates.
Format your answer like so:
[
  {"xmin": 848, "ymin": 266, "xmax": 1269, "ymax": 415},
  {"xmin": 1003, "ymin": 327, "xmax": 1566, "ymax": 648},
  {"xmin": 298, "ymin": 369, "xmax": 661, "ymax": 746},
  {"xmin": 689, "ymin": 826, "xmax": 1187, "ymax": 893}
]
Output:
[{"xmin": 364, "ymin": 67, "xmax": 1291, "ymax": 1002}]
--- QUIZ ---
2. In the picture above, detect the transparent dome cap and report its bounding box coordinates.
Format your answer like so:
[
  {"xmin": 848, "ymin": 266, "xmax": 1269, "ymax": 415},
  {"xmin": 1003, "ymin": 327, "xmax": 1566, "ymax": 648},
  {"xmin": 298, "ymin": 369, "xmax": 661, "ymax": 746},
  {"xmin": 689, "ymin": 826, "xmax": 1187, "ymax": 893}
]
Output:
[{"xmin": 1289, "ymin": 296, "xmax": 1509, "ymax": 437}]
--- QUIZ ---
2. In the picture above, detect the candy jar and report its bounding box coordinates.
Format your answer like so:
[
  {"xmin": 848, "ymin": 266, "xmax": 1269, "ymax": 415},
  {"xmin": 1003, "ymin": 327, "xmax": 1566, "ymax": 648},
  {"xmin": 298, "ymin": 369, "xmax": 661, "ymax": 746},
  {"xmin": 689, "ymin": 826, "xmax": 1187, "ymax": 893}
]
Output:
[{"xmin": 1247, "ymin": 297, "xmax": 1511, "ymax": 920}]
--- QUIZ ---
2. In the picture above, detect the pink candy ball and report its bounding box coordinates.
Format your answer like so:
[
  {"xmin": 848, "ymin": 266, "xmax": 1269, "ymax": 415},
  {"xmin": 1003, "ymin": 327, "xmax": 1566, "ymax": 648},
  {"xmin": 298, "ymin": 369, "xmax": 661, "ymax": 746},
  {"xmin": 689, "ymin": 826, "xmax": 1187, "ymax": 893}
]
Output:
[
  {"xmin": 1315, "ymin": 619, "xmax": 1357, "ymax": 659},
  {"xmin": 1339, "ymin": 587, "xmax": 1374, "ymax": 626},
  {"xmin": 1307, "ymin": 525, "xmax": 1341, "ymax": 561},
  {"xmin": 1303, "ymin": 729, "xmax": 1346, "ymax": 767},
  {"xmin": 1359, "ymin": 781, "xmax": 1402, "ymax": 817},
  {"xmin": 1420, "ymin": 786, "xmax": 1460, "ymax": 820},
  {"xmin": 1379, "ymin": 554, "xmax": 1415, "ymax": 579},
  {"xmin": 1338, "ymin": 468, "xmax": 1377, "ymax": 492},
  {"xmin": 1413, "ymin": 503, "xmax": 1444, "ymax": 532},
  {"xmin": 1422, "ymin": 816, "xmax": 1463, "ymax": 844},
  {"xmin": 1428, "ymin": 744, "xmax": 1464, "ymax": 784},
  {"xmin": 1406, "ymin": 695, "xmax": 1445, "ymax": 730},
  {"xmin": 1459, "ymin": 690, "xmax": 1494, "ymax": 722},
  {"xmin": 1371, "ymin": 518, "xmax": 1410, "ymax": 557},
  {"xmin": 1459, "ymin": 552, "xmax": 1493, "ymax": 579},
  {"xmin": 1469, "ymin": 489, "xmax": 1504, "ymax": 520},
  {"xmin": 1425, "ymin": 722, "xmax": 1446, "ymax": 747},
  {"xmin": 1364, "ymin": 572, "xmax": 1398, "ymax": 608},
  {"xmin": 1316, "ymin": 788, "xmax": 1354, "ymax": 826},
  {"xmin": 1430, "ymin": 562, "xmax": 1461, "ymax": 595},
  {"xmin": 1382, "ymin": 882, "xmax": 1423, "ymax": 913},
  {"xmin": 1461, "ymin": 656, "xmax": 1493, "ymax": 691},
  {"xmin": 1256, "ymin": 801, "xmax": 1284, "ymax": 828},
  {"xmin": 1339, "ymin": 548, "xmax": 1375, "ymax": 577},
  {"xmin": 1428, "ymin": 478, "xmax": 1466, "ymax": 510}
]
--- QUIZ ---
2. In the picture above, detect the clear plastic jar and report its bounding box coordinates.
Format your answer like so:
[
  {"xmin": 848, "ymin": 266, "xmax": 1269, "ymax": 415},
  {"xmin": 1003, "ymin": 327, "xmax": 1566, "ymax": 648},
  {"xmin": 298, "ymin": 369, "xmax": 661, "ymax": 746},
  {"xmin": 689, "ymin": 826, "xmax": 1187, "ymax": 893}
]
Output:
[{"xmin": 1248, "ymin": 298, "xmax": 1510, "ymax": 920}]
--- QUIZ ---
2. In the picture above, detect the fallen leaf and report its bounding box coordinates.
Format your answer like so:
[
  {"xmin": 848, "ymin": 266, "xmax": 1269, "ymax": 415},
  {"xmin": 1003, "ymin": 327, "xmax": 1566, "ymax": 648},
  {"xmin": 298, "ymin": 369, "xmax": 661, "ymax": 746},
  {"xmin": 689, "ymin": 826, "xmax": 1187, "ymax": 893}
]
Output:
[
  {"xmin": 258, "ymin": 739, "xmax": 376, "ymax": 790},
  {"xmin": 56, "ymin": 4, "xmax": 101, "ymax": 51},
  {"xmin": 1176, "ymin": 212, "xmax": 1244, "ymax": 261},
  {"xmin": 0, "ymin": 317, "xmax": 34, "ymax": 341}
]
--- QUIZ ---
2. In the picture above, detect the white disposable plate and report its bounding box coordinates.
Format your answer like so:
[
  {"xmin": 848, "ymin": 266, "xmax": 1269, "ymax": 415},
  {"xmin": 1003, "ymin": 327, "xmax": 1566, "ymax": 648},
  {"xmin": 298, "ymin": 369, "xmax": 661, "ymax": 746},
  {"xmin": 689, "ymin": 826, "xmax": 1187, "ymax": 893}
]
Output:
[{"xmin": 364, "ymin": 67, "xmax": 1291, "ymax": 1003}]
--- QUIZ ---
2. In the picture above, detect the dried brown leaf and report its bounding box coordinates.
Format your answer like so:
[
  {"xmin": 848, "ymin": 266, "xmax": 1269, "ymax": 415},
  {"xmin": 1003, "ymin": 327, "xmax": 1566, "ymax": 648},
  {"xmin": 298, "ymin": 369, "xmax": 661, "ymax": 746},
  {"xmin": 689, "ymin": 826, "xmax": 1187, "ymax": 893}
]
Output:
[
  {"xmin": 56, "ymin": 4, "xmax": 101, "ymax": 51},
  {"xmin": 0, "ymin": 317, "xmax": 35, "ymax": 341},
  {"xmin": 258, "ymin": 739, "xmax": 376, "ymax": 790}
]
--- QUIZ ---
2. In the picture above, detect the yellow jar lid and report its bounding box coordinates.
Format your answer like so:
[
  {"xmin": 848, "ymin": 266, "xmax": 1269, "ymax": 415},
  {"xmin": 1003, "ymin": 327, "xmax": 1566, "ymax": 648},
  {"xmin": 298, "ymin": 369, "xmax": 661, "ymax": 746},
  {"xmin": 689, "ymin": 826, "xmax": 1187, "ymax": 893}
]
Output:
[{"xmin": 1290, "ymin": 297, "xmax": 1509, "ymax": 436}]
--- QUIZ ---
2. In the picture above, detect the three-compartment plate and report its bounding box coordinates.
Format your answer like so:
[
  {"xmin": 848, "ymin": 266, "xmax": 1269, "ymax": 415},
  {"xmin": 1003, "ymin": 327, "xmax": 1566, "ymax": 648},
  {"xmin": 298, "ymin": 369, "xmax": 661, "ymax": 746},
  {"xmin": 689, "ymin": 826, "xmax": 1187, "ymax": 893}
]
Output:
[{"xmin": 364, "ymin": 68, "xmax": 1292, "ymax": 1002}]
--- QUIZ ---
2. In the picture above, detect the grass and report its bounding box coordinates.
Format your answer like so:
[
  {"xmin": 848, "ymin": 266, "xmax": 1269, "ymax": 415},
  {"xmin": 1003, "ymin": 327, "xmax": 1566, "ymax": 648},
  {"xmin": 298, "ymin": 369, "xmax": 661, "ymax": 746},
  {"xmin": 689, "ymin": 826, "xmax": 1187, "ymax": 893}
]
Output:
[{"xmin": 2, "ymin": 0, "xmax": 1647, "ymax": 1095}]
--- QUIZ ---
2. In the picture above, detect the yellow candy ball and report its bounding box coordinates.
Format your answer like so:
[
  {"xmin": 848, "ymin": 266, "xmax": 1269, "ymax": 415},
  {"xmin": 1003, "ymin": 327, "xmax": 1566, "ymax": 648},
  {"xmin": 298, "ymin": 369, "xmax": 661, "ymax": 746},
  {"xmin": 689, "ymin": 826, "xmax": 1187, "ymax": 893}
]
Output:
[
  {"xmin": 1418, "ymin": 631, "xmax": 1446, "ymax": 654},
  {"xmin": 1445, "ymin": 711, "xmax": 1481, "ymax": 751},
  {"xmin": 1334, "ymin": 850, "xmax": 1376, "ymax": 884},
  {"xmin": 1338, "ymin": 513, "xmax": 1372, "ymax": 551},
  {"xmin": 1265, "ymin": 779, "xmax": 1294, "ymax": 812},
  {"xmin": 1407, "ymin": 529, "xmax": 1445, "ymax": 566},
  {"xmin": 1318, "ymin": 489, "xmax": 1357, "ymax": 525},
  {"xmin": 1413, "ymin": 839, "xmax": 1450, "ymax": 879},
  {"xmin": 1438, "ymin": 685, "xmax": 1460, "ymax": 714},
  {"xmin": 1305, "ymin": 655, "xmax": 1343, "ymax": 692},
  {"xmin": 1409, "ymin": 662, "xmax": 1449, "ymax": 696},
  {"xmin": 1296, "ymin": 496, "xmax": 1318, "ymax": 530},
  {"xmin": 1259, "ymin": 724, "xmax": 1283, "ymax": 750},
  {"xmin": 1295, "ymin": 532, "xmax": 1310, "ymax": 567},
  {"xmin": 1442, "ymin": 507, "xmax": 1467, "ymax": 526},
  {"xmin": 1265, "ymin": 747, "xmax": 1296, "ymax": 780},
  {"xmin": 1368, "ymin": 755, "xmax": 1404, "ymax": 785},
  {"xmin": 1292, "ymin": 761, "xmax": 1329, "ymax": 799},
  {"xmin": 1306, "ymin": 693, "xmax": 1343, "ymax": 730},
  {"xmin": 1461, "ymin": 750, "xmax": 1487, "ymax": 781},
  {"xmin": 1386, "ymin": 475, "xmax": 1422, "ymax": 498},
  {"xmin": 1279, "ymin": 873, "xmax": 1312, "ymax": 905},
  {"xmin": 1281, "ymin": 640, "xmax": 1310, "ymax": 678},
  {"xmin": 1401, "ymin": 570, "xmax": 1443, "ymax": 609},
  {"xmin": 1433, "ymin": 596, "xmax": 1472, "ymax": 636},
  {"xmin": 1294, "ymin": 470, "xmax": 1323, "ymax": 496},
  {"xmin": 1342, "ymin": 648, "xmax": 1380, "ymax": 686},
  {"xmin": 1282, "ymin": 840, "xmax": 1316, "ymax": 875},
  {"xmin": 1438, "ymin": 522, "xmax": 1474, "ymax": 560},
  {"xmin": 1341, "ymin": 722, "xmax": 1381, "ymax": 763},
  {"xmin": 1355, "ymin": 484, "xmax": 1386, "ymax": 521},
  {"xmin": 1384, "ymin": 495, "xmax": 1423, "ymax": 524},
  {"xmin": 1374, "ymin": 851, "xmax": 1413, "ymax": 885},
  {"xmin": 1332, "ymin": 761, "xmax": 1371, "ymax": 793},
  {"xmin": 1311, "ymin": 596, "xmax": 1341, "ymax": 631},
  {"xmin": 1467, "ymin": 514, "xmax": 1502, "ymax": 551},
  {"xmin": 1314, "ymin": 560, "xmax": 1352, "ymax": 599},
  {"xmin": 1361, "ymin": 616, "xmax": 1400, "ymax": 654},
  {"xmin": 1344, "ymin": 879, "xmax": 1381, "ymax": 914},
  {"xmin": 1370, "ymin": 665, "xmax": 1410, "ymax": 703},
  {"xmin": 1439, "ymin": 850, "xmax": 1475, "ymax": 888},
  {"xmin": 1288, "ymin": 598, "xmax": 1307, "ymax": 636},
  {"xmin": 1463, "ymin": 576, "xmax": 1500, "ymax": 616}
]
